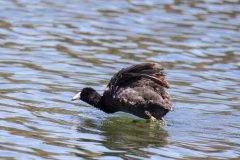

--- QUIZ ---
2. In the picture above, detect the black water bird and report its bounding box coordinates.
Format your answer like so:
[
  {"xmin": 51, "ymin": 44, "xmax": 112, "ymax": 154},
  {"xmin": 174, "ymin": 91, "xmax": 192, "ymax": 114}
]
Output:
[{"xmin": 72, "ymin": 63, "xmax": 172, "ymax": 120}]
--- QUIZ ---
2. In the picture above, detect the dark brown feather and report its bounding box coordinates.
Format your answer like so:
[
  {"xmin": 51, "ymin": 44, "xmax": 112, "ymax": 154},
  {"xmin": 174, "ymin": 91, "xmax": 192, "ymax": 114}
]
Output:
[
  {"xmin": 107, "ymin": 63, "xmax": 168, "ymax": 93},
  {"xmin": 75, "ymin": 63, "xmax": 172, "ymax": 120},
  {"xmin": 101, "ymin": 63, "xmax": 172, "ymax": 120}
]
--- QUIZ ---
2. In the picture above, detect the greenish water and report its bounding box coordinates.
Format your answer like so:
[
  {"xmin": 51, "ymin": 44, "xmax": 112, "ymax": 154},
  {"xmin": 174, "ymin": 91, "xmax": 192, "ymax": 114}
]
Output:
[{"xmin": 0, "ymin": 0, "xmax": 239, "ymax": 159}]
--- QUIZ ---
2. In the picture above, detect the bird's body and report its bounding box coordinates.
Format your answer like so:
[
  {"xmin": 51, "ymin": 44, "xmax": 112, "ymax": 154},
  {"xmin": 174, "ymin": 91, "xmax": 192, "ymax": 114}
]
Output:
[{"xmin": 72, "ymin": 63, "xmax": 172, "ymax": 120}]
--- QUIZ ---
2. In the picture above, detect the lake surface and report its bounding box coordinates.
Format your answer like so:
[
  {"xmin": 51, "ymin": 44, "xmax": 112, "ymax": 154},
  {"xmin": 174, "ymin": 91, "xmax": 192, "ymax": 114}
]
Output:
[{"xmin": 0, "ymin": 0, "xmax": 239, "ymax": 159}]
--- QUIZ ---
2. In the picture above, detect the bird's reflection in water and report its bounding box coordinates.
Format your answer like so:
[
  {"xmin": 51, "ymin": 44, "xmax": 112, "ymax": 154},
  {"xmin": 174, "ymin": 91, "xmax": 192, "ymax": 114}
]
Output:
[{"xmin": 74, "ymin": 116, "xmax": 168, "ymax": 159}]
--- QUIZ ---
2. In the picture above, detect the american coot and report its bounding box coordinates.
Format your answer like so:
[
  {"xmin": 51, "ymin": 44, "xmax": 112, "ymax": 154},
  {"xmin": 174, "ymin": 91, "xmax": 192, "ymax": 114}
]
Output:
[{"xmin": 72, "ymin": 63, "xmax": 172, "ymax": 121}]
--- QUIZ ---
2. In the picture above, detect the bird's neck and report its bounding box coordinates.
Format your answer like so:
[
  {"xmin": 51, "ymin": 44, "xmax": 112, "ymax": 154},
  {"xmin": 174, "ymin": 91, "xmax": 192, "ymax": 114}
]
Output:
[{"xmin": 83, "ymin": 92, "xmax": 118, "ymax": 114}]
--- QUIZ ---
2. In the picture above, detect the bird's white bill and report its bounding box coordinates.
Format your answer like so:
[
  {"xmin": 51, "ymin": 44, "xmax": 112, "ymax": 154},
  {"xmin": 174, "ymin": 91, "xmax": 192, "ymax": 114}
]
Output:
[{"xmin": 72, "ymin": 92, "xmax": 81, "ymax": 101}]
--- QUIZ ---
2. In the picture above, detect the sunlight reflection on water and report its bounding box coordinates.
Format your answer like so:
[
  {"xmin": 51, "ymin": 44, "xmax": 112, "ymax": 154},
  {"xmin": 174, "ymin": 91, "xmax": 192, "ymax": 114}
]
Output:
[{"xmin": 0, "ymin": 0, "xmax": 239, "ymax": 159}]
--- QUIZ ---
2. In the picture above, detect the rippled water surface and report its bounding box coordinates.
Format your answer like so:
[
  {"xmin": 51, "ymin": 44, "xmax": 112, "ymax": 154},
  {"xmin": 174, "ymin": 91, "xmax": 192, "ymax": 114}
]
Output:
[{"xmin": 0, "ymin": 0, "xmax": 240, "ymax": 159}]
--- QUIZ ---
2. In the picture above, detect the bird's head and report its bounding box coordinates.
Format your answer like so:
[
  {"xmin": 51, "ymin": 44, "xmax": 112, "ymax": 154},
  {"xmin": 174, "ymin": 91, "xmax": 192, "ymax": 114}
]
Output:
[
  {"xmin": 72, "ymin": 87, "xmax": 101, "ymax": 107},
  {"xmin": 72, "ymin": 87, "xmax": 97, "ymax": 101}
]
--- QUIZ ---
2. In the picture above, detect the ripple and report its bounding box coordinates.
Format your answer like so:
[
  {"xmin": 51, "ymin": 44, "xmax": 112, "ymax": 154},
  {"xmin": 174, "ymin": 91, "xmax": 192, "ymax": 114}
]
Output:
[{"xmin": 0, "ymin": 0, "xmax": 239, "ymax": 159}]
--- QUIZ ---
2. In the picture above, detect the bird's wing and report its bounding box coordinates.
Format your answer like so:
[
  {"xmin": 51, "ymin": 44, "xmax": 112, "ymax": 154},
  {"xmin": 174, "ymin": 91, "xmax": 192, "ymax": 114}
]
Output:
[
  {"xmin": 149, "ymin": 98, "xmax": 173, "ymax": 111},
  {"xmin": 114, "ymin": 88, "xmax": 145, "ymax": 106},
  {"xmin": 106, "ymin": 63, "xmax": 169, "ymax": 93},
  {"xmin": 115, "ymin": 87, "xmax": 172, "ymax": 112},
  {"xmin": 137, "ymin": 87, "xmax": 172, "ymax": 111}
]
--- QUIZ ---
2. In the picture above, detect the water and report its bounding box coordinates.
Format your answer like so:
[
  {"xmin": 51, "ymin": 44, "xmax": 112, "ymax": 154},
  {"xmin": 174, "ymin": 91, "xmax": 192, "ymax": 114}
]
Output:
[{"xmin": 0, "ymin": 0, "xmax": 239, "ymax": 159}]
